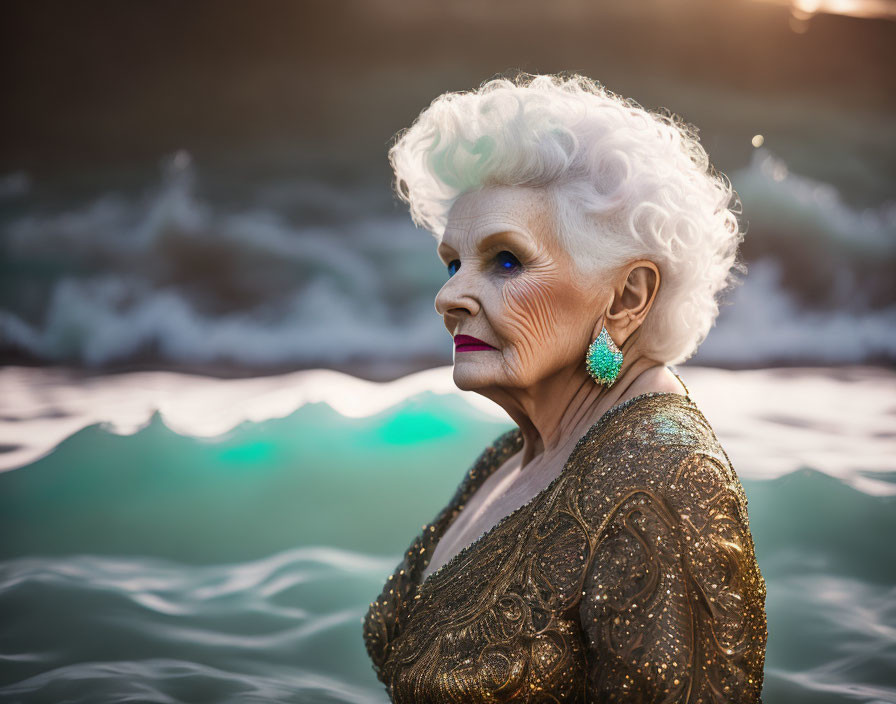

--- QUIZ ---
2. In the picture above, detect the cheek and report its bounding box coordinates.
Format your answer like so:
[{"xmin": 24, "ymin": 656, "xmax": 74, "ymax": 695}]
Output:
[
  {"xmin": 501, "ymin": 275, "xmax": 560, "ymax": 345},
  {"xmin": 497, "ymin": 269, "xmax": 588, "ymax": 373}
]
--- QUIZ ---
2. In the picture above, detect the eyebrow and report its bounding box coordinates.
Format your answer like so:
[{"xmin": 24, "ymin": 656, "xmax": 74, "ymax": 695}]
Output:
[{"xmin": 438, "ymin": 229, "xmax": 535, "ymax": 262}]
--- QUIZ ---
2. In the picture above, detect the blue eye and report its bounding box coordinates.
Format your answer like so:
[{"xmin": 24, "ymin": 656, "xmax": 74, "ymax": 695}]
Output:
[
  {"xmin": 447, "ymin": 260, "xmax": 460, "ymax": 277},
  {"xmin": 496, "ymin": 251, "xmax": 521, "ymax": 272}
]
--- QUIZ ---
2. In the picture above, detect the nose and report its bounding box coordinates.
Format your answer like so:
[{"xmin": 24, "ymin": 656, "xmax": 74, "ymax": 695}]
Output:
[{"xmin": 434, "ymin": 267, "xmax": 481, "ymax": 320}]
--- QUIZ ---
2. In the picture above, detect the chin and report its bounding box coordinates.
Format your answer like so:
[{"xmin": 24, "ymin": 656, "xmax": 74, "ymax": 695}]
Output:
[{"xmin": 451, "ymin": 357, "xmax": 503, "ymax": 391}]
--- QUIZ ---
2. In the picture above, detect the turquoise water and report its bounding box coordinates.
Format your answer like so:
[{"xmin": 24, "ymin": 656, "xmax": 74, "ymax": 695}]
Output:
[{"xmin": 1, "ymin": 383, "xmax": 895, "ymax": 702}]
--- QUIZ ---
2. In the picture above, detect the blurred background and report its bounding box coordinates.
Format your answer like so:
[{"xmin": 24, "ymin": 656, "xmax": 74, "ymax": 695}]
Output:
[
  {"xmin": 1, "ymin": 1, "xmax": 894, "ymax": 702},
  {"xmin": 2, "ymin": 0, "xmax": 895, "ymax": 374}
]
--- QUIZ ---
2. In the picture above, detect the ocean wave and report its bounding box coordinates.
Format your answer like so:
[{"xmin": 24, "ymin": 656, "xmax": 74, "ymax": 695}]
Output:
[
  {"xmin": 0, "ymin": 658, "xmax": 385, "ymax": 704},
  {"xmin": 1, "ymin": 501, "xmax": 894, "ymax": 704},
  {"xmin": 1, "ymin": 365, "xmax": 894, "ymax": 499},
  {"xmin": 1, "ymin": 149, "xmax": 894, "ymax": 368},
  {"xmin": 0, "ymin": 363, "xmax": 894, "ymax": 702},
  {"xmin": 732, "ymin": 147, "xmax": 896, "ymax": 259},
  {"xmin": 0, "ymin": 549, "xmax": 395, "ymax": 703},
  {"xmin": 699, "ymin": 257, "xmax": 896, "ymax": 364},
  {"xmin": 0, "ymin": 274, "xmax": 446, "ymax": 367},
  {"xmin": 762, "ymin": 575, "xmax": 896, "ymax": 704}
]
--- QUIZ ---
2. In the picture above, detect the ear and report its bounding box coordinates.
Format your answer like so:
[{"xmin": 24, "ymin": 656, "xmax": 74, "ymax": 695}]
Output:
[{"xmin": 600, "ymin": 260, "xmax": 660, "ymax": 342}]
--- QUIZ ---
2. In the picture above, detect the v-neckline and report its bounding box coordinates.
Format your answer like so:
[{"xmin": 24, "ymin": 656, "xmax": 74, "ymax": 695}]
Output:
[{"xmin": 415, "ymin": 381, "xmax": 693, "ymax": 592}]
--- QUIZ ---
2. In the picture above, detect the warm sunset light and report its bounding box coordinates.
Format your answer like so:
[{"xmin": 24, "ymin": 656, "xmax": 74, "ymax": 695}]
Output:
[{"xmin": 751, "ymin": 0, "xmax": 896, "ymax": 20}]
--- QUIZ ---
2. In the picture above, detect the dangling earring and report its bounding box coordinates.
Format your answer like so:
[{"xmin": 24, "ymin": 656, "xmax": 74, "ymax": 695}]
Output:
[{"xmin": 585, "ymin": 325, "xmax": 623, "ymax": 387}]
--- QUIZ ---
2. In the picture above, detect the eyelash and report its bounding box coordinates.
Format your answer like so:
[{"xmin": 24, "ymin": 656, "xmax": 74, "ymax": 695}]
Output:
[{"xmin": 446, "ymin": 251, "xmax": 522, "ymax": 278}]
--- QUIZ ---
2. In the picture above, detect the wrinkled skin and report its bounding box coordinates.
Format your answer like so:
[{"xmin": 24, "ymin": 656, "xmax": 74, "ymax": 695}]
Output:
[{"xmin": 423, "ymin": 185, "xmax": 687, "ymax": 580}]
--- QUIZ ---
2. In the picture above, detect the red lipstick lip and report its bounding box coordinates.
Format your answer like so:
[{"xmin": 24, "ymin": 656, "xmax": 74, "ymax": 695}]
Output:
[{"xmin": 453, "ymin": 334, "xmax": 497, "ymax": 352}]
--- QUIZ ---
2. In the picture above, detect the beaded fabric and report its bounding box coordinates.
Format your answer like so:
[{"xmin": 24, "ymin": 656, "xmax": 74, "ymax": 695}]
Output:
[{"xmin": 362, "ymin": 383, "xmax": 768, "ymax": 702}]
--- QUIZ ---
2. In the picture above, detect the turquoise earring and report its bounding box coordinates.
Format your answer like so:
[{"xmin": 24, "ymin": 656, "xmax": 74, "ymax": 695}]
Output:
[{"xmin": 585, "ymin": 326, "xmax": 623, "ymax": 387}]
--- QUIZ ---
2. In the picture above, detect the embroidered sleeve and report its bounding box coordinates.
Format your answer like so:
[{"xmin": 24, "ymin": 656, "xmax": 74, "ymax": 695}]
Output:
[{"xmin": 579, "ymin": 452, "xmax": 767, "ymax": 702}]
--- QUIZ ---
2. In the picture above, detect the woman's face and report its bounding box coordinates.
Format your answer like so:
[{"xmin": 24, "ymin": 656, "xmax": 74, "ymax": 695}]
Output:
[{"xmin": 435, "ymin": 185, "xmax": 609, "ymax": 392}]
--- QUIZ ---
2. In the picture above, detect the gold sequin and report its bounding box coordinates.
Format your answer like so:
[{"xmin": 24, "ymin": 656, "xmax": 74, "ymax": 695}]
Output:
[{"xmin": 362, "ymin": 387, "xmax": 768, "ymax": 702}]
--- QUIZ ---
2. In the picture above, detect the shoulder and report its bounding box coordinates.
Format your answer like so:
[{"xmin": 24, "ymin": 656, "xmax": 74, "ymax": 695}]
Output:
[
  {"xmin": 571, "ymin": 394, "xmax": 762, "ymax": 607},
  {"xmin": 572, "ymin": 393, "xmax": 741, "ymax": 521},
  {"xmin": 573, "ymin": 395, "xmax": 768, "ymax": 701}
]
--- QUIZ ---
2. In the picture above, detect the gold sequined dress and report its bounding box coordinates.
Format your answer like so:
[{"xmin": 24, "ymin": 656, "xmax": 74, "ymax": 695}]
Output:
[{"xmin": 363, "ymin": 385, "xmax": 768, "ymax": 702}]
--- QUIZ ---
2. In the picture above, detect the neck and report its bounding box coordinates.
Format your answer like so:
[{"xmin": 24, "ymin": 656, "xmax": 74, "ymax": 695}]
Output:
[{"xmin": 478, "ymin": 352, "xmax": 663, "ymax": 469}]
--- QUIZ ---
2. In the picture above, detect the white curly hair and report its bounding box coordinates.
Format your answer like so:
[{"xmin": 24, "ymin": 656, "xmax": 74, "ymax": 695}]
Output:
[{"xmin": 387, "ymin": 71, "xmax": 747, "ymax": 365}]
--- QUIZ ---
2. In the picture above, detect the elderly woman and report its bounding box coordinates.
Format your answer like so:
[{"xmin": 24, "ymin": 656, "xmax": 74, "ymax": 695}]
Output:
[{"xmin": 362, "ymin": 72, "xmax": 767, "ymax": 702}]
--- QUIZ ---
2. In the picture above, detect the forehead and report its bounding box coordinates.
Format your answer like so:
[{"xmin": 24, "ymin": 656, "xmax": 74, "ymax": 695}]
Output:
[{"xmin": 441, "ymin": 186, "xmax": 553, "ymax": 244}]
